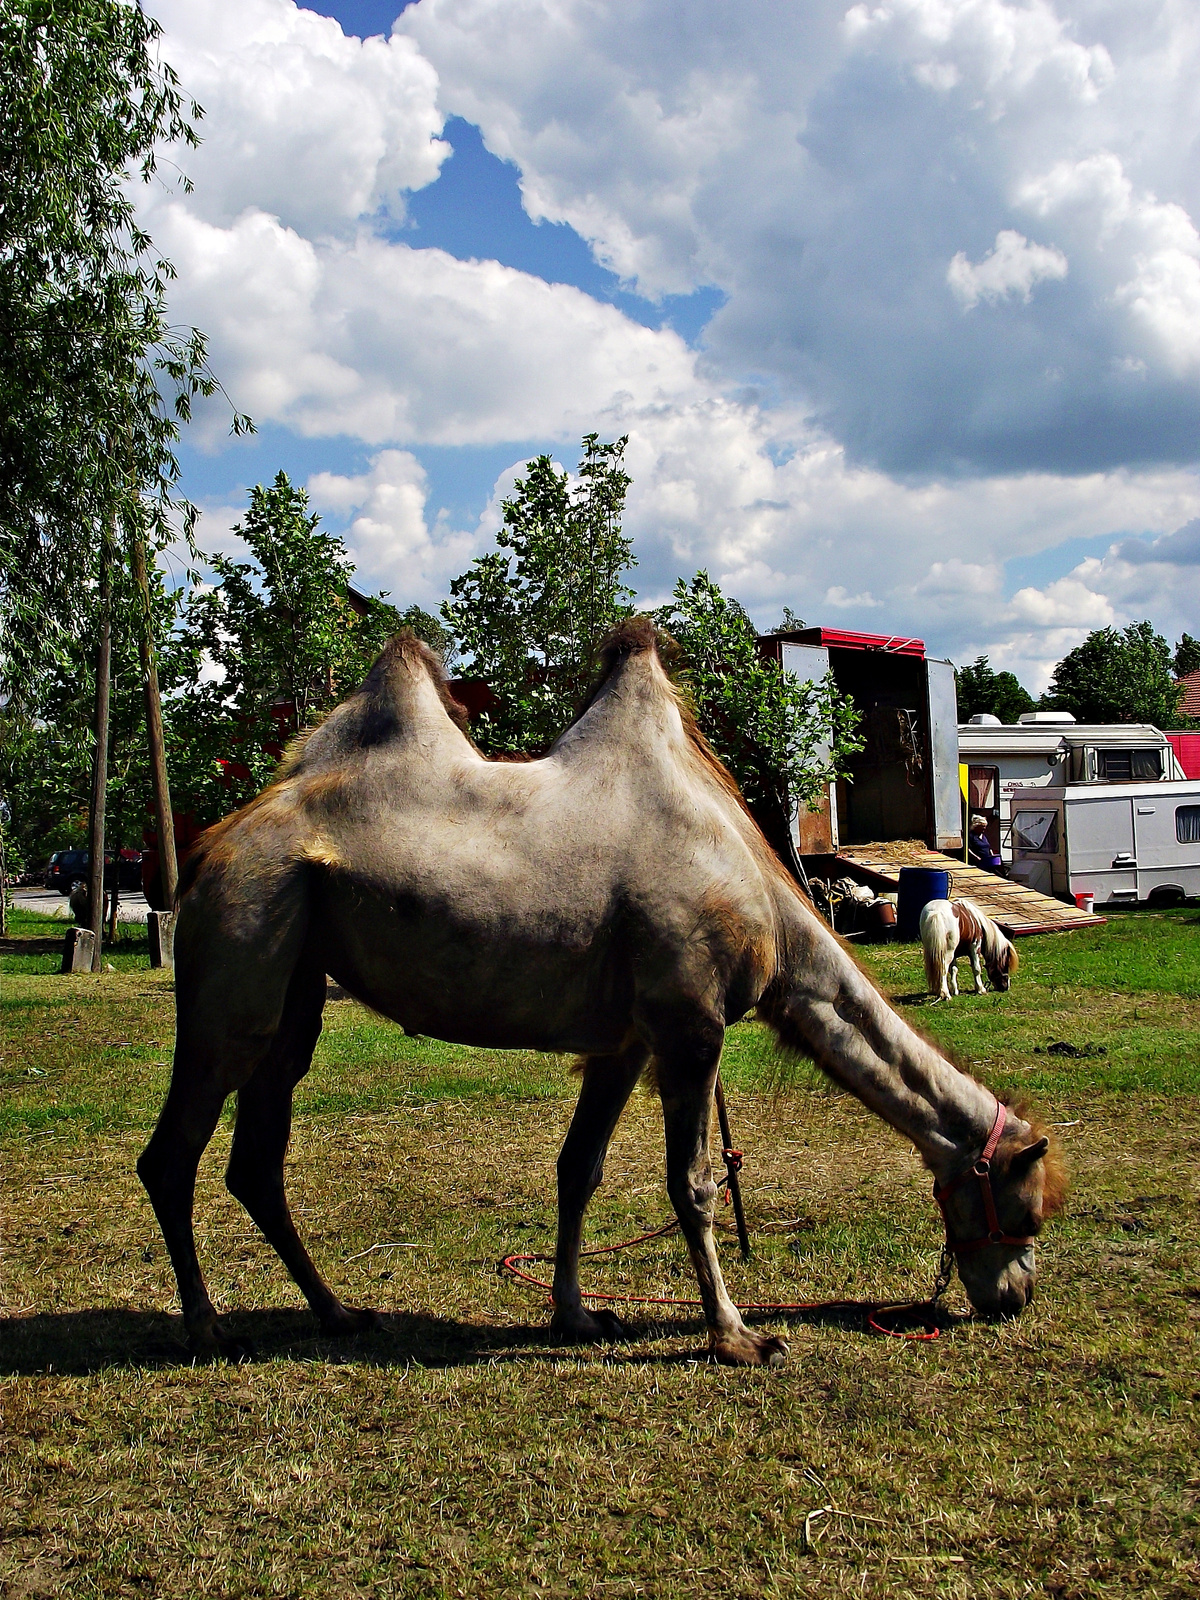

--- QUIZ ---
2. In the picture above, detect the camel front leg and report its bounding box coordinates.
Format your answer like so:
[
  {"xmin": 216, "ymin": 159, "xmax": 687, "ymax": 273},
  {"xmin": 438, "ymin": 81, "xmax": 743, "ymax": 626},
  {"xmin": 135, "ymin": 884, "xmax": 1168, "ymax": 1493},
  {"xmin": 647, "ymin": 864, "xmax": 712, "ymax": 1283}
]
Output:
[
  {"xmin": 551, "ymin": 1040, "xmax": 648, "ymax": 1342},
  {"xmin": 657, "ymin": 1050, "xmax": 788, "ymax": 1367}
]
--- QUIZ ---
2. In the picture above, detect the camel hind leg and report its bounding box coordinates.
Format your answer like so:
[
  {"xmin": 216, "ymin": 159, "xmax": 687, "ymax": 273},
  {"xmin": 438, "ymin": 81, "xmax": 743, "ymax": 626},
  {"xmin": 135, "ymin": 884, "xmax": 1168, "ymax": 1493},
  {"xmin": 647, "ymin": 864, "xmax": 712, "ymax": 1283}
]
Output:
[
  {"xmin": 137, "ymin": 1063, "xmax": 240, "ymax": 1355},
  {"xmin": 224, "ymin": 945, "xmax": 376, "ymax": 1337}
]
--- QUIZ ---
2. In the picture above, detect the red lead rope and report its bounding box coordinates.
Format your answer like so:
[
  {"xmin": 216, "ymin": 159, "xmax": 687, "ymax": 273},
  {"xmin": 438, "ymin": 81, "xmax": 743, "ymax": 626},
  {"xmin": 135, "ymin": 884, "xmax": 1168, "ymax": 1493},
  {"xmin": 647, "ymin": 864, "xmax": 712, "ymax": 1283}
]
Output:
[
  {"xmin": 498, "ymin": 1094, "xmax": 1037, "ymax": 1345},
  {"xmin": 499, "ymin": 1218, "xmax": 950, "ymax": 1341}
]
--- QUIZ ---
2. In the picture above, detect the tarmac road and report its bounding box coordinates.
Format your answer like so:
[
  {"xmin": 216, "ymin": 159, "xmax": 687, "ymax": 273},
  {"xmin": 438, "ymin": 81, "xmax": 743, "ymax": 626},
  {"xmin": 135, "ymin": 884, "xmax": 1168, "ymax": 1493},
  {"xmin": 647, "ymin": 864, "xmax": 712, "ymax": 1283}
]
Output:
[{"xmin": 11, "ymin": 887, "xmax": 151, "ymax": 924}]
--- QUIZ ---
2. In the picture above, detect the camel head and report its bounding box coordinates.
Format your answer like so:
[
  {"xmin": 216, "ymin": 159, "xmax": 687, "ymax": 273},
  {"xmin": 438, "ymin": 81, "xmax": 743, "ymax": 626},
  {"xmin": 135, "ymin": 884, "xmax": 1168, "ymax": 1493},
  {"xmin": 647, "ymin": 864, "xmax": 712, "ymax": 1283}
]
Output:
[{"xmin": 937, "ymin": 1110, "xmax": 1065, "ymax": 1318}]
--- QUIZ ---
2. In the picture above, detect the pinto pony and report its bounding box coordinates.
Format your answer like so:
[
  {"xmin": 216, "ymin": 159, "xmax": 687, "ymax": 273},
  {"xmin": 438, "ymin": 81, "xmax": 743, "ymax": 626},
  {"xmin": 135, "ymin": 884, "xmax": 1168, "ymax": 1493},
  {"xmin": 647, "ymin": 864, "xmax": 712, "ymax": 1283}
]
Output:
[
  {"xmin": 138, "ymin": 621, "xmax": 1061, "ymax": 1367},
  {"xmin": 920, "ymin": 896, "xmax": 1019, "ymax": 1002}
]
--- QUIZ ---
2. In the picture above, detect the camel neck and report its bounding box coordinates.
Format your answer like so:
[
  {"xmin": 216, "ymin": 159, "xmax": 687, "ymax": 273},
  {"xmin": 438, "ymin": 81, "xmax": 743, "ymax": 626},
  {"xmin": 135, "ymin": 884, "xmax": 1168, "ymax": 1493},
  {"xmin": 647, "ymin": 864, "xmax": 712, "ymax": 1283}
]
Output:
[{"xmin": 773, "ymin": 898, "xmax": 998, "ymax": 1182}]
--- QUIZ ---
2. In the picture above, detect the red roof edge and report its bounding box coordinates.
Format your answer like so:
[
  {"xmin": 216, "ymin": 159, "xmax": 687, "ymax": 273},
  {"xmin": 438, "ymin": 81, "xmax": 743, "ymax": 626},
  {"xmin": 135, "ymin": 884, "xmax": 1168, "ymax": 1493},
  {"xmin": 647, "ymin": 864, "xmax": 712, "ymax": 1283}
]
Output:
[{"xmin": 768, "ymin": 626, "xmax": 926, "ymax": 658}]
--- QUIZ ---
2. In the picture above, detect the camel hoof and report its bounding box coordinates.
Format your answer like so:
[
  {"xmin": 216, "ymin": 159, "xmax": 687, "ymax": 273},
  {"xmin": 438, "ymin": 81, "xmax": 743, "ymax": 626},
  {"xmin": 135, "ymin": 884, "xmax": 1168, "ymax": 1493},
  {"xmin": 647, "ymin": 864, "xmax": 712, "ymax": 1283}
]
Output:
[
  {"xmin": 189, "ymin": 1322, "xmax": 255, "ymax": 1364},
  {"xmin": 711, "ymin": 1329, "xmax": 790, "ymax": 1367},
  {"xmin": 551, "ymin": 1305, "xmax": 628, "ymax": 1343},
  {"xmin": 318, "ymin": 1304, "xmax": 380, "ymax": 1338}
]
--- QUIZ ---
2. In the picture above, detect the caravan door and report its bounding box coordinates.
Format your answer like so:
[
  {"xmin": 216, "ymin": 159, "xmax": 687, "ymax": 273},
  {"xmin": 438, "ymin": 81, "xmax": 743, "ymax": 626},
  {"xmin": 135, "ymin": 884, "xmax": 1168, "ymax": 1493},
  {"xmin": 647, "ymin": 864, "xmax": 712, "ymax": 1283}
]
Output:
[
  {"xmin": 1132, "ymin": 790, "xmax": 1200, "ymax": 900},
  {"xmin": 780, "ymin": 643, "xmax": 836, "ymax": 853},
  {"xmin": 1063, "ymin": 792, "xmax": 1137, "ymax": 903}
]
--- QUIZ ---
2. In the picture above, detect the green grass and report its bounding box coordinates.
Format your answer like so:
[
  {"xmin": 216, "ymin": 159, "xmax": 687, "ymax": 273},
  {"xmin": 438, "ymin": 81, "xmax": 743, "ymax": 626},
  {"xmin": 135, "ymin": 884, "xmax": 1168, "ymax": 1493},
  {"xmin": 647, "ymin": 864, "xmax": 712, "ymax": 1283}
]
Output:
[
  {"xmin": 2, "ymin": 905, "xmax": 154, "ymax": 975},
  {"xmin": 854, "ymin": 910, "xmax": 1200, "ymax": 1097},
  {"xmin": 2, "ymin": 908, "xmax": 1199, "ymax": 1596}
]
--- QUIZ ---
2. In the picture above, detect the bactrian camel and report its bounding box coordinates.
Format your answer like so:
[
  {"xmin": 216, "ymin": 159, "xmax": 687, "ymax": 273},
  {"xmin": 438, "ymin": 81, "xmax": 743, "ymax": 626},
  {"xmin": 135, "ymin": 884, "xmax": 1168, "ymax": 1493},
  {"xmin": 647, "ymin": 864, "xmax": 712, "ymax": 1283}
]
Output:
[{"xmin": 138, "ymin": 620, "xmax": 1066, "ymax": 1365}]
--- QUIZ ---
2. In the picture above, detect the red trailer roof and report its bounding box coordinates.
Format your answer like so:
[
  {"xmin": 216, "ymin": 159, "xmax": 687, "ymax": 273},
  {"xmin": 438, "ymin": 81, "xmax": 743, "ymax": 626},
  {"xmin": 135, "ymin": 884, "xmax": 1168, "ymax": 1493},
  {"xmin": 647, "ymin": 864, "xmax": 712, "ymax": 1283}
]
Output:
[{"xmin": 776, "ymin": 627, "xmax": 926, "ymax": 657}]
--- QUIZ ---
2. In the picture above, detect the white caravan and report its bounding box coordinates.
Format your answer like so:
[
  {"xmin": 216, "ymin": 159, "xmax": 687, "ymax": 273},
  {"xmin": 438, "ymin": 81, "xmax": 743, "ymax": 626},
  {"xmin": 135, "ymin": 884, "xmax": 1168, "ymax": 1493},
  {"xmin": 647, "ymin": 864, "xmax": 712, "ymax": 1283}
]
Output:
[
  {"xmin": 1008, "ymin": 782, "xmax": 1200, "ymax": 905},
  {"xmin": 957, "ymin": 712, "xmax": 1186, "ymax": 865}
]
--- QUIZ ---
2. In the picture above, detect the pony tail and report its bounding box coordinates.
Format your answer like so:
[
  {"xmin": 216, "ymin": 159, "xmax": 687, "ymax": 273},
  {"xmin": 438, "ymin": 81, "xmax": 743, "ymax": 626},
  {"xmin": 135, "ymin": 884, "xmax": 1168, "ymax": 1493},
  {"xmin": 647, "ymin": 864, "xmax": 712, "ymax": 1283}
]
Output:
[{"xmin": 923, "ymin": 934, "xmax": 943, "ymax": 996}]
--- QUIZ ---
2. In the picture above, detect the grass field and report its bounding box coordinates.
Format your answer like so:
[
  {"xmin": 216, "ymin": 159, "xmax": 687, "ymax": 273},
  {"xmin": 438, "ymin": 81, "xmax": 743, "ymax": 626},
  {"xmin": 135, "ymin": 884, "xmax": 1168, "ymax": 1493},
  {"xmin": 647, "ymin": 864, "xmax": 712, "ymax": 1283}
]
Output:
[{"xmin": 2, "ymin": 907, "xmax": 1198, "ymax": 1597}]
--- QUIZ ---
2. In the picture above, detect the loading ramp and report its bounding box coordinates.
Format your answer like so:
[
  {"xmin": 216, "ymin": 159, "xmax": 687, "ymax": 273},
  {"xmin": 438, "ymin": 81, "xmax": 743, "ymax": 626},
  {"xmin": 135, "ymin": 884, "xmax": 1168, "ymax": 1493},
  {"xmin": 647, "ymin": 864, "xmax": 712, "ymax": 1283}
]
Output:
[{"xmin": 830, "ymin": 839, "xmax": 1105, "ymax": 936}]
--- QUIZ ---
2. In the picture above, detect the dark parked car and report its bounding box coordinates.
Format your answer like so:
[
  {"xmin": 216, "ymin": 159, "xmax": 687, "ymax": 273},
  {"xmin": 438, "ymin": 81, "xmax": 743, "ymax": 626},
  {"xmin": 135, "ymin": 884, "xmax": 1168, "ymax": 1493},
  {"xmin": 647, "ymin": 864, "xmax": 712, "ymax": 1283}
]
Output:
[{"xmin": 45, "ymin": 849, "xmax": 142, "ymax": 894}]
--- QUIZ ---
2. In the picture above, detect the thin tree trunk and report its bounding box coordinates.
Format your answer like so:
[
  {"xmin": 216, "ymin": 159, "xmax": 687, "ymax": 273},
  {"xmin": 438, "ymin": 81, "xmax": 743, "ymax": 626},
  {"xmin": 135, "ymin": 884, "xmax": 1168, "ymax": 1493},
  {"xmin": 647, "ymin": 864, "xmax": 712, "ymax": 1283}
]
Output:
[
  {"xmin": 87, "ymin": 536, "xmax": 113, "ymax": 972},
  {"xmin": 107, "ymin": 848, "xmax": 120, "ymax": 944},
  {"xmin": 129, "ymin": 528, "xmax": 178, "ymax": 906},
  {"xmin": 0, "ymin": 816, "xmax": 8, "ymax": 938}
]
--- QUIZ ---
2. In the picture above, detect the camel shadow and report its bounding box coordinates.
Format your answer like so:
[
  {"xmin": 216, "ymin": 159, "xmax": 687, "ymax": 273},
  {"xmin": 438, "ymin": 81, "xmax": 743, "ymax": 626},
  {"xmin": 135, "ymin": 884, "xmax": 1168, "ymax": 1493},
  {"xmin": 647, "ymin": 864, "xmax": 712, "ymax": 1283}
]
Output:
[{"xmin": 0, "ymin": 1300, "xmax": 962, "ymax": 1376}]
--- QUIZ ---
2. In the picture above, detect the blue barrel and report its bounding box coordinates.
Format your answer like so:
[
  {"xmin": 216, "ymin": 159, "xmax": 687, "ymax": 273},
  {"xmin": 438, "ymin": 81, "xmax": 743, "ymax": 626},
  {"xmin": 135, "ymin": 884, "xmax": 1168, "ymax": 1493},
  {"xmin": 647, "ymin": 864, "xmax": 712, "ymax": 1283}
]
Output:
[{"xmin": 897, "ymin": 866, "xmax": 950, "ymax": 941}]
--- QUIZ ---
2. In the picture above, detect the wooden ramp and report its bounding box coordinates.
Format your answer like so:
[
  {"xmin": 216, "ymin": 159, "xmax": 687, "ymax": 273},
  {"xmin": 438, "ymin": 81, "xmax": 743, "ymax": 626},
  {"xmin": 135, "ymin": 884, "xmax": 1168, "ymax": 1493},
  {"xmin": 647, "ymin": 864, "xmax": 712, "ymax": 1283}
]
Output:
[{"xmin": 833, "ymin": 840, "xmax": 1105, "ymax": 936}]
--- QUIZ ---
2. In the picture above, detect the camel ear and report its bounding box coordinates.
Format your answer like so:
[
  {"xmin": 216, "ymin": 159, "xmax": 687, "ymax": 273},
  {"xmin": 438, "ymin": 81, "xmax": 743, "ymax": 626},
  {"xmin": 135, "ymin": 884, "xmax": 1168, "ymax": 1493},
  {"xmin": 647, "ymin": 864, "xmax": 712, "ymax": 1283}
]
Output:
[{"xmin": 1010, "ymin": 1136, "xmax": 1049, "ymax": 1174}]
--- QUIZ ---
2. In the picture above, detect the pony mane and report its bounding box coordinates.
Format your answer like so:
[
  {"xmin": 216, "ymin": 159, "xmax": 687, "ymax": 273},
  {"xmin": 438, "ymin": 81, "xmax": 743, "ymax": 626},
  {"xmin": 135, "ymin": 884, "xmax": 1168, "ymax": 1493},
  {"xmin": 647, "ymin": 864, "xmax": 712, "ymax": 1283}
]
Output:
[{"xmin": 961, "ymin": 896, "xmax": 1019, "ymax": 974}]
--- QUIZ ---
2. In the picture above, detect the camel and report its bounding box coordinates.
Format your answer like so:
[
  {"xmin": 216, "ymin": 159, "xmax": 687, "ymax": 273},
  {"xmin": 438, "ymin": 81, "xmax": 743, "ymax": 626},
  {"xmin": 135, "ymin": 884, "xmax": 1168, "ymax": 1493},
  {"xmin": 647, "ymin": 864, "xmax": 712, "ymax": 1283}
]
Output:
[{"xmin": 138, "ymin": 619, "xmax": 1066, "ymax": 1366}]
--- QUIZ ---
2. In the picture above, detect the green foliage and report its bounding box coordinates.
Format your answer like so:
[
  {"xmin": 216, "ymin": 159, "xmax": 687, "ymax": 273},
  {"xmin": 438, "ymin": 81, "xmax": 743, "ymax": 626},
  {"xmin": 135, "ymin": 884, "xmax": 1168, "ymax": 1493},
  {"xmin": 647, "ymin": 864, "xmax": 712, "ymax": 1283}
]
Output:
[
  {"xmin": 176, "ymin": 474, "xmax": 405, "ymax": 809},
  {"xmin": 954, "ymin": 655, "xmax": 1035, "ymax": 724},
  {"xmin": 442, "ymin": 435, "xmax": 634, "ymax": 752},
  {"xmin": 0, "ymin": 558, "xmax": 186, "ymax": 870},
  {"xmin": 0, "ymin": 0, "xmax": 250, "ymax": 700},
  {"xmin": 1044, "ymin": 621, "xmax": 1182, "ymax": 727},
  {"xmin": 396, "ymin": 604, "xmax": 457, "ymax": 670},
  {"xmin": 767, "ymin": 606, "xmax": 806, "ymax": 634},
  {"xmin": 653, "ymin": 572, "xmax": 861, "ymax": 824},
  {"xmin": 1173, "ymin": 632, "xmax": 1200, "ymax": 679}
]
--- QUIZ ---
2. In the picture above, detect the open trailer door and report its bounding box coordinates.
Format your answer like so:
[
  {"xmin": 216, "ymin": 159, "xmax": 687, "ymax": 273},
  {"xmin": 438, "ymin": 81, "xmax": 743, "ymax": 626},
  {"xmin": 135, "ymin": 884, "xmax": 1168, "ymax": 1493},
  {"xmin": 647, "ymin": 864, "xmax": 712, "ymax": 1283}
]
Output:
[
  {"xmin": 925, "ymin": 657, "xmax": 962, "ymax": 852},
  {"xmin": 781, "ymin": 642, "xmax": 836, "ymax": 853}
]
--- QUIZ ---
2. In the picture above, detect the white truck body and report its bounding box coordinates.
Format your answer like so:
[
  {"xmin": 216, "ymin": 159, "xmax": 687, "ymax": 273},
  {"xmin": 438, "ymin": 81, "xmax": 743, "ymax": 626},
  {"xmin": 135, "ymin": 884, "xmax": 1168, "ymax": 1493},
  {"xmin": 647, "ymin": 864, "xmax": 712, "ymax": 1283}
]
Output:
[{"xmin": 1008, "ymin": 782, "xmax": 1200, "ymax": 904}]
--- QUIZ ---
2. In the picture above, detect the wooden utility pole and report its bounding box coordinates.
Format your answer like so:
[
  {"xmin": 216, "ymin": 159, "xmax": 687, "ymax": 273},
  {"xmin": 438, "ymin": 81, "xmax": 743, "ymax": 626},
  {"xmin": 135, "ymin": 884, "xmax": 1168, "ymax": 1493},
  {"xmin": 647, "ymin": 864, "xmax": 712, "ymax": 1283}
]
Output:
[
  {"xmin": 129, "ymin": 525, "xmax": 178, "ymax": 905},
  {"xmin": 87, "ymin": 533, "xmax": 113, "ymax": 971}
]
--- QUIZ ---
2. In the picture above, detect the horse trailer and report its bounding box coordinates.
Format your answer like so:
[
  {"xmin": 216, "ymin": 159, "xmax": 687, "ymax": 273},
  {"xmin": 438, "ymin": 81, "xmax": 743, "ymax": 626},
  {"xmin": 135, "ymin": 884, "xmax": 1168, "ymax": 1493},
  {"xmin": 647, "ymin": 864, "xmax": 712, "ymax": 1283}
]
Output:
[
  {"xmin": 1009, "ymin": 781, "xmax": 1200, "ymax": 905},
  {"xmin": 759, "ymin": 627, "xmax": 961, "ymax": 858}
]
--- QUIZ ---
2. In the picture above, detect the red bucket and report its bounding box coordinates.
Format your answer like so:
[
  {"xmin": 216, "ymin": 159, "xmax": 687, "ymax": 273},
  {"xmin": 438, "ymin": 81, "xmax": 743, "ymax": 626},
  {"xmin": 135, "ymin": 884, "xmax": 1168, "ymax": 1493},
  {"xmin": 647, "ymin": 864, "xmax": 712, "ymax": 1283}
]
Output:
[{"xmin": 1073, "ymin": 891, "xmax": 1095, "ymax": 914}]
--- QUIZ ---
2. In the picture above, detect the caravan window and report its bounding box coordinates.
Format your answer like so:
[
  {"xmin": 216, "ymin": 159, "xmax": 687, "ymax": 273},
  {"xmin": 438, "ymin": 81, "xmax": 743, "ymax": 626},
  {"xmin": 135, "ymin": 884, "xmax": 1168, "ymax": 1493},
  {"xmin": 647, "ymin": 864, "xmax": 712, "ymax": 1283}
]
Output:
[
  {"xmin": 1012, "ymin": 809, "xmax": 1059, "ymax": 854},
  {"xmin": 1099, "ymin": 748, "xmax": 1163, "ymax": 782},
  {"xmin": 1177, "ymin": 806, "xmax": 1200, "ymax": 844}
]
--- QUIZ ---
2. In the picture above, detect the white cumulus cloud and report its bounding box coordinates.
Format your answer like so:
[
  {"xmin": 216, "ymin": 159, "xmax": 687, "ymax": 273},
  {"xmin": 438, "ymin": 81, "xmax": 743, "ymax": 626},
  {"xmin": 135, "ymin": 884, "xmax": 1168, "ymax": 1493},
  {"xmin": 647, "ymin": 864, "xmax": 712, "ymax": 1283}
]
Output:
[
  {"xmin": 947, "ymin": 230, "xmax": 1068, "ymax": 309},
  {"xmin": 148, "ymin": 0, "xmax": 448, "ymax": 234},
  {"xmin": 142, "ymin": 0, "xmax": 1200, "ymax": 695}
]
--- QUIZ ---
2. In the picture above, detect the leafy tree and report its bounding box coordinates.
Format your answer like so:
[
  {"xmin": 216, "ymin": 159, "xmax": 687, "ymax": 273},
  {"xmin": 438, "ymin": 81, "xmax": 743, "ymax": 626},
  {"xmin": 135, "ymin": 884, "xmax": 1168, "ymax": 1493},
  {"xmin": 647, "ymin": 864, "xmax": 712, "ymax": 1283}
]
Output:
[
  {"xmin": 1043, "ymin": 621, "xmax": 1182, "ymax": 727},
  {"xmin": 0, "ymin": 0, "xmax": 247, "ymax": 691},
  {"xmin": 0, "ymin": 0, "xmax": 250, "ymax": 944},
  {"xmin": 768, "ymin": 606, "xmax": 806, "ymax": 634},
  {"xmin": 397, "ymin": 603, "xmax": 457, "ymax": 670},
  {"xmin": 653, "ymin": 572, "xmax": 861, "ymax": 856},
  {"xmin": 1174, "ymin": 633, "xmax": 1200, "ymax": 678},
  {"xmin": 177, "ymin": 474, "xmax": 405, "ymax": 809},
  {"xmin": 442, "ymin": 435, "xmax": 634, "ymax": 753},
  {"xmin": 0, "ymin": 558, "xmax": 182, "ymax": 872},
  {"xmin": 955, "ymin": 655, "xmax": 1035, "ymax": 724}
]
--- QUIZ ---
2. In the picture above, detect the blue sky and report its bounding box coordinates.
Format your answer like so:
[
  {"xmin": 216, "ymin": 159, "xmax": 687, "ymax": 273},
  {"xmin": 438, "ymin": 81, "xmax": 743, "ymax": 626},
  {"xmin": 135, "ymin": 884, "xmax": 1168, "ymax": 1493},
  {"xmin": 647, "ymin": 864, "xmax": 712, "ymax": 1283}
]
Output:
[{"xmin": 149, "ymin": 0, "xmax": 1200, "ymax": 688}]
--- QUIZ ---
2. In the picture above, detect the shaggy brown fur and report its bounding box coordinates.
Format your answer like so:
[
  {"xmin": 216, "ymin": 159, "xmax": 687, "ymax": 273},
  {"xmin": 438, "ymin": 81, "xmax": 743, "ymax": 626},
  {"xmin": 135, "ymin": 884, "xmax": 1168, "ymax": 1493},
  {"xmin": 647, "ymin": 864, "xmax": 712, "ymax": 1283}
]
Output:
[{"xmin": 141, "ymin": 617, "xmax": 1066, "ymax": 1366}]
